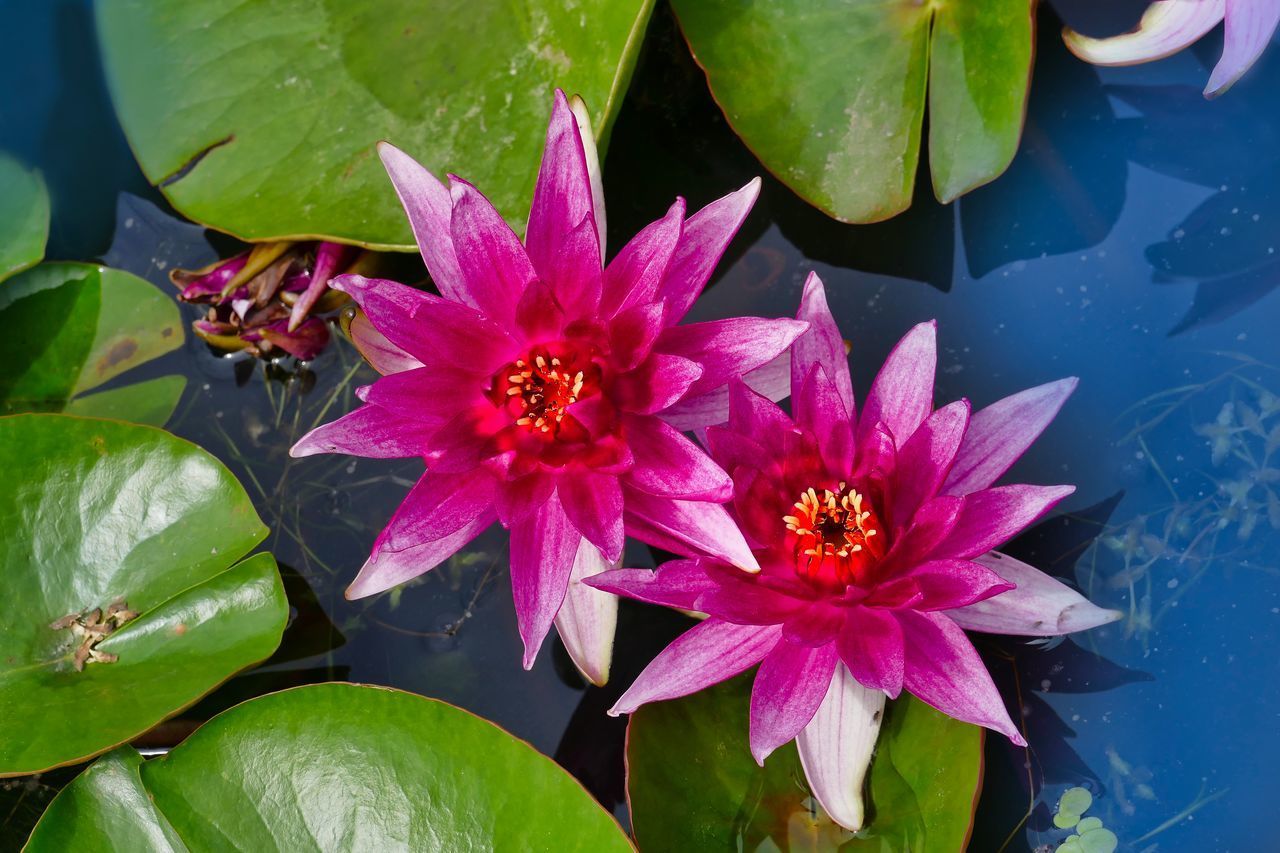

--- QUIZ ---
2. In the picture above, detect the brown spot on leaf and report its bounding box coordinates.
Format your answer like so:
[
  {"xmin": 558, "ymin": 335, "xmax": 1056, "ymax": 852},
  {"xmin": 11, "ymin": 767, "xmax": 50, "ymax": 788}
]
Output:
[
  {"xmin": 174, "ymin": 623, "xmax": 187, "ymax": 636},
  {"xmin": 161, "ymin": 326, "xmax": 174, "ymax": 338},
  {"xmin": 98, "ymin": 338, "xmax": 138, "ymax": 373}
]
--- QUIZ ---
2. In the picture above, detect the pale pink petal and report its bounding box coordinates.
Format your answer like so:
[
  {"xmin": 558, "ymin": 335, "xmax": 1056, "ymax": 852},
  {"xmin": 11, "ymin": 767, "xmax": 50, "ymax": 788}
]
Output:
[
  {"xmin": 933, "ymin": 484, "xmax": 1075, "ymax": 560},
  {"xmin": 947, "ymin": 552, "xmax": 1122, "ymax": 636},
  {"xmin": 348, "ymin": 311, "xmax": 423, "ymax": 375},
  {"xmin": 510, "ymin": 490, "xmax": 581, "ymax": 669},
  {"xmin": 346, "ymin": 513, "xmax": 495, "ymax": 599},
  {"xmin": 583, "ymin": 559, "xmax": 718, "ymax": 610},
  {"xmin": 1064, "ymin": 0, "xmax": 1225, "ymax": 68},
  {"xmin": 558, "ymin": 470, "xmax": 625, "ymax": 563},
  {"xmin": 749, "ymin": 640, "xmax": 839, "ymax": 764},
  {"xmin": 792, "ymin": 272, "xmax": 854, "ymax": 419},
  {"xmin": 899, "ymin": 610, "xmax": 1025, "ymax": 745},
  {"xmin": 868, "ymin": 559, "xmax": 1013, "ymax": 611},
  {"xmin": 449, "ymin": 177, "xmax": 537, "ymax": 326},
  {"xmin": 944, "ymin": 378, "xmax": 1077, "ymax": 496},
  {"xmin": 376, "ymin": 469, "xmax": 499, "ymax": 551},
  {"xmin": 610, "ymin": 619, "xmax": 783, "ymax": 715},
  {"xmin": 622, "ymin": 414, "xmax": 733, "ymax": 502},
  {"xmin": 568, "ymin": 94, "xmax": 607, "ymax": 259},
  {"xmin": 624, "ymin": 488, "xmax": 760, "ymax": 572},
  {"xmin": 890, "ymin": 399, "xmax": 970, "ymax": 526},
  {"xmin": 554, "ymin": 537, "xmax": 619, "ymax": 686},
  {"xmin": 835, "ymin": 608, "xmax": 905, "ymax": 698},
  {"xmin": 796, "ymin": 663, "xmax": 886, "ymax": 832},
  {"xmin": 1207, "ymin": 0, "xmax": 1280, "ymax": 95},
  {"xmin": 658, "ymin": 178, "xmax": 762, "ymax": 322},
  {"xmin": 601, "ymin": 199, "xmax": 684, "ymax": 317},
  {"xmin": 376, "ymin": 142, "xmax": 468, "ymax": 300},
  {"xmin": 660, "ymin": 351, "xmax": 792, "ymax": 431},
  {"xmin": 525, "ymin": 90, "xmax": 602, "ymax": 318},
  {"xmin": 330, "ymin": 274, "xmax": 436, "ymax": 363},
  {"xmin": 857, "ymin": 321, "xmax": 937, "ymax": 449},
  {"xmin": 611, "ymin": 353, "xmax": 703, "ymax": 415},
  {"xmin": 290, "ymin": 404, "xmax": 434, "ymax": 459},
  {"xmin": 655, "ymin": 317, "xmax": 808, "ymax": 400},
  {"xmin": 794, "ymin": 365, "xmax": 855, "ymax": 478}
]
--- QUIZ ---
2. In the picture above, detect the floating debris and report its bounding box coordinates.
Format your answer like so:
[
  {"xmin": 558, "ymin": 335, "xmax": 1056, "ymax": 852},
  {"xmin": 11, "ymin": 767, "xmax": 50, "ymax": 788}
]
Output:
[{"xmin": 50, "ymin": 599, "xmax": 139, "ymax": 672}]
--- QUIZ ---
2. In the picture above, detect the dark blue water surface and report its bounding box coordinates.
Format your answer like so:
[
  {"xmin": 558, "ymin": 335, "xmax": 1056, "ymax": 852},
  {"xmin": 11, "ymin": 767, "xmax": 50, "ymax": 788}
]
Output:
[{"xmin": 3, "ymin": 1, "xmax": 1278, "ymax": 850}]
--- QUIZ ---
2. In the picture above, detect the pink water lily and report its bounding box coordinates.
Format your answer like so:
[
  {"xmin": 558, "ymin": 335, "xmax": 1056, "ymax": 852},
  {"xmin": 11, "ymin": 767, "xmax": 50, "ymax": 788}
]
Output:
[
  {"xmin": 587, "ymin": 273, "xmax": 1120, "ymax": 830},
  {"xmin": 1064, "ymin": 0, "xmax": 1280, "ymax": 97},
  {"xmin": 291, "ymin": 91, "xmax": 806, "ymax": 686}
]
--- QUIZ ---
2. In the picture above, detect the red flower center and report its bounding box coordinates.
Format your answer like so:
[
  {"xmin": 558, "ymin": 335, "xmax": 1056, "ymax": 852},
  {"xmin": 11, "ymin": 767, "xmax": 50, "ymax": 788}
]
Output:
[
  {"xmin": 493, "ymin": 345, "xmax": 602, "ymax": 440},
  {"xmin": 784, "ymin": 483, "xmax": 886, "ymax": 587}
]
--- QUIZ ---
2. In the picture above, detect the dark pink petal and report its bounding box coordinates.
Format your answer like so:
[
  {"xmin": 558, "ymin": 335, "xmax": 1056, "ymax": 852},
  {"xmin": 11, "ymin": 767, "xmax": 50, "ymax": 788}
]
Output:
[
  {"xmin": 290, "ymin": 404, "xmax": 435, "ymax": 459},
  {"xmin": 890, "ymin": 399, "xmax": 970, "ymax": 527},
  {"xmin": 409, "ymin": 292, "xmax": 520, "ymax": 373},
  {"xmin": 288, "ymin": 241, "xmax": 356, "ymax": 331},
  {"xmin": 835, "ymin": 608, "xmax": 904, "ymax": 698},
  {"xmin": 558, "ymin": 470, "xmax": 625, "ymax": 563},
  {"xmin": 449, "ymin": 177, "xmax": 537, "ymax": 326},
  {"xmin": 494, "ymin": 468, "xmax": 556, "ymax": 526},
  {"xmin": 376, "ymin": 142, "xmax": 468, "ymax": 301},
  {"xmin": 514, "ymin": 279, "xmax": 566, "ymax": 343},
  {"xmin": 624, "ymin": 487, "xmax": 760, "ymax": 572},
  {"xmin": 728, "ymin": 380, "xmax": 798, "ymax": 458},
  {"xmin": 796, "ymin": 663, "xmax": 886, "ymax": 832},
  {"xmin": 424, "ymin": 408, "xmax": 503, "ymax": 473},
  {"xmin": 525, "ymin": 90, "xmax": 602, "ymax": 319},
  {"xmin": 661, "ymin": 351, "xmax": 792, "ymax": 431},
  {"xmin": 794, "ymin": 365, "xmax": 854, "ymax": 478},
  {"xmin": 899, "ymin": 610, "xmax": 1024, "ymax": 745},
  {"xmin": 705, "ymin": 425, "xmax": 769, "ymax": 483},
  {"xmin": 878, "ymin": 494, "xmax": 963, "ymax": 574},
  {"xmin": 554, "ymin": 538, "xmax": 619, "ymax": 686},
  {"xmin": 622, "ymin": 414, "xmax": 732, "ymax": 501},
  {"xmin": 658, "ymin": 178, "xmax": 762, "ymax": 322},
  {"xmin": 655, "ymin": 317, "xmax": 808, "ymax": 399},
  {"xmin": 697, "ymin": 571, "xmax": 808, "ymax": 626},
  {"xmin": 509, "ymin": 490, "xmax": 580, "ymax": 669},
  {"xmin": 601, "ymin": 198, "xmax": 684, "ymax": 317},
  {"xmin": 947, "ymin": 552, "xmax": 1122, "ymax": 636},
  {"xmin": 348, "ymin": 311, "xmax": 423, "ymax": 375},
  {"xmin": 258, "ymin": 317, "xmax": 330, "ymax": 360},
  {"xmin": 610, "ymin": 619, "xmax": 782, "ymax": 715},
  {"xmin": 359, "ymin": 366, "xmax": 484, "ymax": 426},
  {"xmin": 608, "ymin": 302, "xmax": 666, "ymax": 371},
  {"xmin": 868, "ymin": 559, "xmax": 1013, "ymax": 611},
  {"xmin": 782, "ymin": 601, "xmax": 846, "ymax": 647},
  {"xmin": 331, "ymin": 274, "xmax": 437, "ymax": 363},
  {"xmin": 612, "ymin": 353, "xmax": 702, "ymax": 415},
  {"xmin": 1209, "ymin": 0, "xmax": 1280, "ymax": 95},
  {"xmin": 175, "ymin": 253, "xmax": 248, "ymax": 301},
  {"xmin": 584, "ymin": 559, "xmax": 718, "ymax": 610},
  {"xmin": 378, "ymin": 469, "xmax": 499, "ymax": 552},
  {"xmin": 933, "ymin": 484, "xmax": 1075, "ymax": 560},
  {"xmin": 749, "ymin": 640, "xmax": 839, "ymax": 764},
  {"xmin": 944, "ymin": 378, "xmax": 1077, "ymax": 496},
  {"xmin": 791, "ymin": 272, "xmax": 854, "ymax": 419},
  {"xmin": 851, "ymin": 420, "xmax": 896, "ymax": 482},
  {"xmin": 857, "ymin": 321, "xmax": 937, "ymax": 449}
]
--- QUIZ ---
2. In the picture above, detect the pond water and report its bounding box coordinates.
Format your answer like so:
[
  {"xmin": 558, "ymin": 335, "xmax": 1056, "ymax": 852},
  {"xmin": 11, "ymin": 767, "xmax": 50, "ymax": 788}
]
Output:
[{"xmin": 4, "ymin": 1, "xmax": 1278, "ymax": 850}]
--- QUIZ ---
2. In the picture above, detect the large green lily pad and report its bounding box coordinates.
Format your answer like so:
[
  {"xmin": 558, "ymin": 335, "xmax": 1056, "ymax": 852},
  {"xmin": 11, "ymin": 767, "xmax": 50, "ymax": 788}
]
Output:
[
  {"xmin": 0, "ymin": 262, "xmax": 185, "ymax": 426},
  {"xmin": 27, "ymin": 683, "xmax": 633, "ymax": 851},
  {"xmin": 0, "ymin": 414, "xmax": 286, "ymax": 776},
  {"xmin": 0, "ymin": 153, "xmax": 49, "ymax": 282},
  {"xmin": 672, "ymin": 0, "xmax": 1033, "ymax": 222},
  {"xmin": 95, "ymin": 0, "xmax": 656, "ymax": 249},
  {"xmin": 627, "ymin": 672, "xmax": 983, "ymax": 849}
]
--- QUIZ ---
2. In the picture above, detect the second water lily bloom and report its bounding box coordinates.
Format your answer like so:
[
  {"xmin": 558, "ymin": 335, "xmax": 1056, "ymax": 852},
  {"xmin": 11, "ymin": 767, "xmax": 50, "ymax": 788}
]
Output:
[
  {"xmin": 291, "ymin": 91, "xmax": 808, "ymax": 686},
  {"xmin": 587, "ymin": 273, "xmax": 1121, "ymax": 831}
]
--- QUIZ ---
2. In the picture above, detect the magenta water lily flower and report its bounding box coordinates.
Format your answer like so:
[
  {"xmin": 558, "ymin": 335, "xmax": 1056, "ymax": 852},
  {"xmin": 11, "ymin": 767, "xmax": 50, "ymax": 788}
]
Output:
[
  {"xmin": 1064, "ymin": 0, "xmax": 1280, "ymax": 97},
  {"xmin": 586, "ymin": 273, "xmax": 1120, "ymax": 830},
  {"xmin": 291, "ymin": 91, "xmax": 807, "ymax": 685}
]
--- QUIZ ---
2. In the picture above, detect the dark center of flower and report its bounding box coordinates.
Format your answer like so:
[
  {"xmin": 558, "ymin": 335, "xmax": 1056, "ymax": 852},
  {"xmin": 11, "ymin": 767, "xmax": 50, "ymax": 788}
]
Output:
[
  {"xmin": 784, "ymin": 483, "xmax": 886, "ymax": 587},
  {"xmin": 496, "ymin": 347, "xmax": 599, "ymax": 437}
]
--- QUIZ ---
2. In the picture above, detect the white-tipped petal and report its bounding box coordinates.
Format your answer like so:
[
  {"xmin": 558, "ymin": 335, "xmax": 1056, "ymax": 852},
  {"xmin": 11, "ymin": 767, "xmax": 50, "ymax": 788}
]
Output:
[
  {"xmin": 1206, "ymin": 0, "xmax": 1280, "ymax": 96},
  {"xmin": 554, "ymin": 538, "xmax": 620, "ymax": 686},
  {"xmin": 796, "ymin": 663, "xmax": 886, "ymax": 832},
  {"xmin": 1063, "ymin": 0, "xmax": 1225, "ymax": 66},
  {"xmin": 569, "ymin": 94, "xmax": 607, "ymax": 259},
  {"xmin": 947, "ymin": 552, "xmax": 1123, "ymax": 636}
]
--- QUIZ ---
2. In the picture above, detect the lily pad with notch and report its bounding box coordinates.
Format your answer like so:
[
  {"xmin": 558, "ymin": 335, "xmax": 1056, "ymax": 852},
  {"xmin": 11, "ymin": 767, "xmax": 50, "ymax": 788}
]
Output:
[{"xmin": 0, "ymin": 414, "xmax": 288, "ymax": 777}]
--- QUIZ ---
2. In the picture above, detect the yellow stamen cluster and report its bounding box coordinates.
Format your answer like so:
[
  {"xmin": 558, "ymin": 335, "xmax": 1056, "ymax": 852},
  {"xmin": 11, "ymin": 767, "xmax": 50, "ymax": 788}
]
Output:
[
  {"xmin": 507, "ymin": 354, "xmax": 585, "ymax": 433},
  {"xmin": 784, "ymin": 482, "xmax": 878, "ymax": 561}
]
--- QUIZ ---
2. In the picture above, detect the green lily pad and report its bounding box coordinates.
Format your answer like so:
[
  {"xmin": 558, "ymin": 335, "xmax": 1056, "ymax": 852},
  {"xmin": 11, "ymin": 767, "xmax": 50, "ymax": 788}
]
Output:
[
  {"xmin": 671, "ymin": 0, "xmax": 1033, "ymax": 222},
  {"xmin": 0, "ymin": 154, "xmax": 49, "ymax": 283},
  {"xmin": 0, "ymin": 414, "xmax": 286, "ymax": 777},
  {"xmin": 95, "ymin": 0, "xmax": 657, "ymax": 249},
  {"xmin": 0, "ymin": 262, "xmax": 185, "ymax": 425},
  {"xmin": 27, "ymin": 683, "xmax": 633, "ymax": 851},
  {"xmin": 626, "ymin": 672, "xmax": 983, "ymax": 849}
]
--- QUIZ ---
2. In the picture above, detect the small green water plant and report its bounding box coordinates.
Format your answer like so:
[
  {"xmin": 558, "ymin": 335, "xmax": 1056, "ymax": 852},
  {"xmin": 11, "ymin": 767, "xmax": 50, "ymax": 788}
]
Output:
[{"xmin": 1052, "ymin": 787, "xmax": 1118, "ymax": 853}]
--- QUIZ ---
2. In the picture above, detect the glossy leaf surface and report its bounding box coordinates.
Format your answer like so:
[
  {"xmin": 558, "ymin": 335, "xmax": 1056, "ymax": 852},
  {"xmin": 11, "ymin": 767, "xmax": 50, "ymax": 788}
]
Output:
[{"xmin": 0, "ymin": 153, "xmax": 49, "ymax": 282}]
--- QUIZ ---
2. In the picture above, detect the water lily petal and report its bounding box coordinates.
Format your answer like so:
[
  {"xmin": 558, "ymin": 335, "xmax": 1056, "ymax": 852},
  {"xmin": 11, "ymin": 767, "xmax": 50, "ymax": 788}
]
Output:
[
  {"xmin": 359, "ymin": 365, "xmax": 485, "ymax": 425},
  {"xmin": 287, "ymin": 241, "xmax": 356, "ymax": 331},
  {"xmin": 869, "ymin": 559, "xmax": 1013, "ymax": 611},
  {"xmin": 944, "ymin": 377, "xmax": 1077, "ymax": 496},
  {"xmin": 348, "ymin": 310, "xmax": 423, "ymax": 375},
  {"xmin": 795, "ymin": 365, "xmax": 855, "ymax": 478},
  {"xmin": 792, "ymin": 272, "xmax": 854, "ymax": 419},
  {"xmin": 796, "ymin": 663, "xmax": 886, "ymax": 832},
  {"xmin": 661, "ymin": 351, "xmax": 792, "ymax": 431},
  {"xmin": 584, "ymin": 559, "xmax": 718, "ymax": 610},
  {"xmin": 1063, "ymin": 0, "xmax": 1225, "ymax": 68},
  {"xmin": 514, "ymin": 278, "xmax": 567, "ymax": 343},
  {"xmin": 879, "ymin": 494, "xmax": 963, "ymax": 573},
  {"xmin": 568, "ymin": 94, "xmax": 607, "ymax": 258},
  {"xmin": 601, "ymin": 198, "xmax": 684, "ymax": 317},
  {"xmin": 933, "ymin": 484, "xmax": 1075, "ymax": 560},
  {"xmin": 494, "ymin": 468, "xmax": 556, "ymax": 526},
  {"xmin": 1208, "ymin": 0, "xmax": 1280, "ymax": 95},
  {"xmin": 749, "ymin": 640, "xmax": 839, "ymax": 764},
  {"xmin": 449, "ymin": 176, "xmax": 537, "ymax": 326},
  {"xmin": 623, "ymin": 414, "xmax": 733, "ymax": 501},
  {"xmin": 558, "ymin": 470, "xmax": 625, "ymax": 563},
  {"xmin": 610, "ymin": 619, "xmax": 783, "ymax": 715},
  {"xmin": 554, "ymin": 538, "xmax": 619, "ymax": 686},
  {"xmin": 658, "ymin": 177, "xmax": 762, "ymax": 322},
  {"xmin": 608, "ymin": 302, "xmax": 666, "ymax": 371},
  {"xmin": 656, "ymin": 317, "xmax": 808, "ymax": 399},
  {"xmin": 835, "ymin": 608, "xmax": 904, "ymax": 698},
  {"xmin": 290, "ymin": 404, "xmax": 435, "ymax": 459},
  {"xmin": 376, "ymin": 142, "xmax": 468, "ymax": 301},
  {"xmin": 510, "ymin": 490, "xmax": 580, "ymax": 669},
  {"xmin": 899, "ymin": 610, "xmax": 1025, "ymax": 745},
  {"xmin": 728, "ymin": 379, "xmax": 797, "ymax": 458},
  {"xmin": 891, "ymin": 399, "xmax": 970, "ymax": 526},
  {"xmin": 330, "ymin": 274, "xmax": 436, "ymax": 363},
  {"xmin": 948, "ymin": 552, "xmax": 1123, "ymax": 635},
  {"xmin": 525, "ymin": 90, "xmax": 602, "ymax": 318},
  {"xmin": 612, "ymin": 353, "xmax": 703, "ymax": 414},
  {"xmin": 408, "ymin": 290, "xmax": 520, "ymax": 373},
  {"xmin": 697, "ymin": 569, "xmax": 808, "ymax": 625},
  {"xmin": 379, "ymin": 469, "xmax": 499, "ymax": 552},
  {"xmin": 624, "ymin": 487, "xmax": 760, "ymax": 572},
  {"xmin": 857, "ymin": 320, "xmax": 937, "ymax": 449}
]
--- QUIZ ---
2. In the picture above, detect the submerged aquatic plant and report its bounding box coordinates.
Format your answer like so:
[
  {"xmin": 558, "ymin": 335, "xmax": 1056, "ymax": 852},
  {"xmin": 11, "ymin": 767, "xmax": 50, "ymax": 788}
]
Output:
[
  {"xmin": 291, "ymin": 91, "xmax": 805, "ymax": 685},
  {"xmin": 172, "ymin": 240, "xmax": 359, "ymax": 359},
  {"xmin": 587, "ymin": 274, "xmax": 1120, "ymax": 830},
  {"xmin": 1064, "ymin": 0, "xmax": 1280, "ymax": 97}
]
